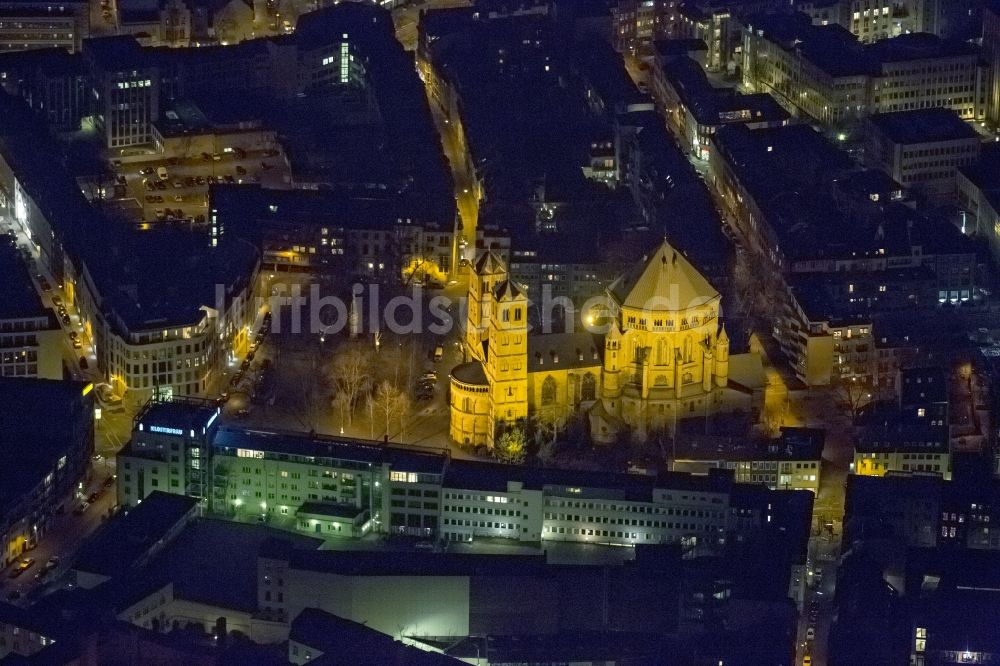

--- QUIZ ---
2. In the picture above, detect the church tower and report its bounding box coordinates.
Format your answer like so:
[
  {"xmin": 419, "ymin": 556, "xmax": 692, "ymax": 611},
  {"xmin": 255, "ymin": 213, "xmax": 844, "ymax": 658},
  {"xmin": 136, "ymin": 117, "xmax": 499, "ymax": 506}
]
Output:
[
  {"xmin": 465, "ymin": 251, "xmax": 507, "ymax": 363},
  {"xmin": 484, "ymin": 279, "xmax": 529, "ymax": 447}
]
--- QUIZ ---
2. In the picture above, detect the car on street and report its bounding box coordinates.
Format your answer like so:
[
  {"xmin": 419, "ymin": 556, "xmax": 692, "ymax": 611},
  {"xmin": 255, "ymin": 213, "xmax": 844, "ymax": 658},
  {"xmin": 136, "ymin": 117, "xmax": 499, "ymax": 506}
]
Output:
[
  {"xmin": 79, "ymin": 356, "xmax": 88, "ymax": 369},
  {"xmin": 68, "ymin": 331, "xmax": 78, "ymax": 340},
  {"xmin": 73, "ymin": 503, "xmax": 89, "ymax": 516},
  {"xmin": 61, "ymin": 314, "xmax": 71, "ymax": 325},
  {"xmin": 806, "ymin": 626, "xmax": 815, "ymax": 641},
  {"xmin": 103, "ymin": 475, "xmax": 115, "ymax": 488},
  {"xmin": 40, "ymin": 280, "xmax": 51, "ymax": 291},
  {"xmin": 433, "ymin": 345, "xmax": 444, "ymax": 361},
  {"xmin": 803, "ymin": 657, "xmax": 812, "ymax": 666},
  {"xmin": 157, "ymin": 167, "xmax": 169, "ymax": 180},
  {"xmin": 72, "ymin": 339, "xmax": 82, "ymax": 349},
  {"xmin": 86, "ymin": 492, "xmax": 100, "ymax": 504}
]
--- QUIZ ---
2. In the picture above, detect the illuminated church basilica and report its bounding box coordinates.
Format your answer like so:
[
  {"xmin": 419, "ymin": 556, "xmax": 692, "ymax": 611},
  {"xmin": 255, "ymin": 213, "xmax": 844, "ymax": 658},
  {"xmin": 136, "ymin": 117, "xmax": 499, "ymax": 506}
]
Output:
[{"xmin": 448, "ymin": 240, "xmax": 764, "ymax": 448}]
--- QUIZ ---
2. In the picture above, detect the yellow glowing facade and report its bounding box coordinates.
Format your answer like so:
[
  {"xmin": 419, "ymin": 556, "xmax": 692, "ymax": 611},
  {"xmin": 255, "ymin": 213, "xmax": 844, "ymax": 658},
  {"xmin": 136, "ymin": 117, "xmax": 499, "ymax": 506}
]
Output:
[{"xmin": 450, "ymin": 242, "xmax": 746, "ymax": 449}]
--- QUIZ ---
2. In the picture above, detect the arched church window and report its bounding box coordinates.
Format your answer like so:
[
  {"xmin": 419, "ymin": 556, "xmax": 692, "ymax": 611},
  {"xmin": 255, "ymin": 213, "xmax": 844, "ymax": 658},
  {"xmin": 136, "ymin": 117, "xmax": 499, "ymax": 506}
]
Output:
[
  {"xmin": 541, "ymin": 376, "xmax": 557, "ymax": 406},
  {"xmin": 581, "ymin": 373, "xmax": 596, "ymax": 401}
]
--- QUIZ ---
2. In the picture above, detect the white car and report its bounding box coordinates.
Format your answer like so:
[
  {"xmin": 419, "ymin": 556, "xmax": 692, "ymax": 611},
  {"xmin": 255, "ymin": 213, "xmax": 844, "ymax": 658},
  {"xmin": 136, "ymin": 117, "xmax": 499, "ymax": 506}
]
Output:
[{"xmin": 806, "ymin": 626, "xmax": 815, "ymax": 641}]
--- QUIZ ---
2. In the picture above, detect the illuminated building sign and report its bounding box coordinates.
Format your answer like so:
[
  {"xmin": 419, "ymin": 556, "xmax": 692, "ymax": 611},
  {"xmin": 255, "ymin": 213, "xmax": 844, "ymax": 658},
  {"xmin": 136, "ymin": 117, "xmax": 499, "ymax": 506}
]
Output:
[
  {"xmin": 149, "ymin": 425, "xmax": 184, "ymax": 436},
  {"xmin": 237, "ymin": 449, "xmax": 264, "ymax": 459}
]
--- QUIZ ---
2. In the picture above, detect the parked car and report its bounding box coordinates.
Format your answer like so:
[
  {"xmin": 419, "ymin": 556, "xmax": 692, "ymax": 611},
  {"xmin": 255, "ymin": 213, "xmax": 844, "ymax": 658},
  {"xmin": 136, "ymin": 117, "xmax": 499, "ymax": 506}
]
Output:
[
  {"xmin": 433, "ymin": 345, "xmax": 444, "ymax": 361},
  {"xmin": 79, "ymin": 356, "xmax": 88, "ymax": 369},
  {"xmin": 157, "ymin": 166, "xmax": 169, "ymax": 180},
  {"xmin": 73, "ymin": 503, "xmax": 88, "ymax": 516},
  {"xmin": 72, "ymin": 339, "xmax": 82, "ymax": 349}
]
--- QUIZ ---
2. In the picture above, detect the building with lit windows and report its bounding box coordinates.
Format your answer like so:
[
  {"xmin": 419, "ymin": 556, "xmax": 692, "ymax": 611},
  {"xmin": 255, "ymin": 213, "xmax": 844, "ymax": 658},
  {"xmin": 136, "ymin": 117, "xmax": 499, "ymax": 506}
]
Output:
[
  {"xmin": 83, "ymin": 37, "xmax": 160, "ymax": 149},
  {"xmin": 740, "ymin": 13, "xmax": 985, "ymax": 130},
  {"xmin": 117, "ymin": 399, "xmax": 806, "ymax": 555},
  {"xmin": 671, "ymin": 426, "xmax": 825, "ymax": 492},
  {"xmin": 650, "ymin": 51, "xmax": 789, "ymax": 160},
  {"xmin": 865, "ymin": 108, "xmax": 981, "ymax": 206},
  {"xmin": 0, "ymin": 378, "xmax": 94, "ymax": 568},
  {"xmin": 797, "ymin": 0, "xmax": 930, "ymax": 43},
  {"xmin": 0, "ymin": 0, "xmax": 88, "ymax": 53},
  {"xmin": 209, "ymin": 184, "xmax": 455, "ymax": 280},
  {"xmin": 855, "ymin": 366, "xmax": 951, "ymax": 480},
  {"xmin": 0, "ymin": 242, "xmax": 61, "ymax": 379},
  {"xmin": 985, "ymin": 3, "xmax": 1000, "ymax": 128}
]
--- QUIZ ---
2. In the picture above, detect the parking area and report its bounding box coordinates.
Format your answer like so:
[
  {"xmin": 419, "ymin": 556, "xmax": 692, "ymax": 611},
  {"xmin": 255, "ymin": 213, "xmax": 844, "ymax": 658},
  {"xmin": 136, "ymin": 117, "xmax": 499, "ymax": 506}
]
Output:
[{"xmin": 107, "ymin": 147, "xmax": 289, "ymax": 227}]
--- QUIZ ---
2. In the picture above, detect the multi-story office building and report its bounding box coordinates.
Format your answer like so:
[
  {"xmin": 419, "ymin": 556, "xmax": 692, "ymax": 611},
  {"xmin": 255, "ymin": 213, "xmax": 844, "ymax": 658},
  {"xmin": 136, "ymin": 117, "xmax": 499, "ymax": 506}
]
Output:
[
  {"xmin": 118, "ymin": 399, "xmax": 804, "ymax": 554},
  {"xmin": 985, "ymin": 3, "xmax": 1000, "ymax": 128},
  {"xmin": 0, "ymin": 242, "xmax": 61, "ymax": 379},
  {"xmin": 0, "ymin": 0, "xmax": 88, "ymax": 53},
  {"xmin": 865, "ymin": 108, "xmax": 981, "ymax": 205},
  {"xmin": 83, "ymin": 37, "xmax": 160, "ymax": 149},
  {"xmin": 741, "ymin": 13, "xmax": 985, "ymax": 130},
  {"xmin": 0, "ymin": 378, "xmax": 94, "ymax": 567},
  {"xmin": 671, "ymin": 427, "xmax": 825, "ymax": 493}
]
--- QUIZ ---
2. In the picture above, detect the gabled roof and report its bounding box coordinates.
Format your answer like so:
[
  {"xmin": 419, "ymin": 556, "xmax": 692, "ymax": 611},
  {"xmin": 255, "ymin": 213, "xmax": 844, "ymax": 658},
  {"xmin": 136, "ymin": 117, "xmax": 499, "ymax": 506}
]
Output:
[
  {"xmin": 493, "ymin": 278, "xmax": 526, "ymax": 302},
  {"xmin": 608, "ymin": 240, "xmax": 718, "ymax": 312},
  {"xmin": 474, "ymin": 249, "xmax": 507, "ymax": 275}
]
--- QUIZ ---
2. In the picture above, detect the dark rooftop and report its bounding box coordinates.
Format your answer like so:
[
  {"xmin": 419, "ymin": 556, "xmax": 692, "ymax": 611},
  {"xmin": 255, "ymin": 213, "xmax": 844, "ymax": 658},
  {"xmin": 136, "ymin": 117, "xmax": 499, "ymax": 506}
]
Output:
[
  {"xmin": 290, "ymin": 608, "xmax": 463, "ymax": 665},
  {"xmin": 213, "ymin": 427, "xmax": 448, "ymax": 474},
  {"xmin": 73, "ymin": 492, "xmax": 199, "ymax": 578},
  {"xmin": 134, "ymin": 398, "xmax": 220, "ymax": 435},
  {"xmin": 0, "ymin": 241, "xmax": 49, "ymax": 319},
  {"xmin": 868, "ymin": 109, "xmax": 979, "ymax": 145},
  {"xmin": 443, "ymin": 458, "xmax": 735, "ymax": 498},
  {"xmin": 0, "ymin": 378, "xmax": 92, "ymax": 509}
]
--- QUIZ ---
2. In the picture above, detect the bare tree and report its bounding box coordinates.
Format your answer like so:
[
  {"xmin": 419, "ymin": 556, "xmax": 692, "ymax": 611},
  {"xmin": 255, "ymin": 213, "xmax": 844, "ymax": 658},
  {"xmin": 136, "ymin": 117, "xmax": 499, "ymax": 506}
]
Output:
[
  {"xmin": 535, "ymin": 408, "xmax": 566, "ymax": 448},
  {"xmin": 329, "ymin": 341, "xmax": 373, "ymax": 426},
  {"xmin": 332, "ymin": 391, "xmax": 352, "ymax": 435},
  {"xmin": 833, "ymin": 378, "xmax": 873, "ymax": 424},
  {"xmin": 372, "ymin": 380, "xmax": 407, "ymax": 441}
]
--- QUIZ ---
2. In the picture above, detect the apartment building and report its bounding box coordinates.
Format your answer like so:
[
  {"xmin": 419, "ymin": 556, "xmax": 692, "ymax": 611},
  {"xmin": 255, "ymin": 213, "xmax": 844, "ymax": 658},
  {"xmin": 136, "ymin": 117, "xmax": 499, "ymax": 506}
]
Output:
[
  {"xmin": 0, "ymin": 378, "xmax": 94, "ymax": 567},
  {"xmin": 671, "ymin": 427, "xmax": 825, "ymax": 493},
  {"xmin": 0, "ymin": 242, "xmax": 61, "ymax": 379},
  {"xmin": 797, "ymin": 0, "xmax": 929, "ymax": 43},
  {"xmin": 209, "ymin": 185, "xmax": 455, "ymax": 280},
  {"xmin": 650, "ymin": 52, "xmax": 789, "ymax": 160}
]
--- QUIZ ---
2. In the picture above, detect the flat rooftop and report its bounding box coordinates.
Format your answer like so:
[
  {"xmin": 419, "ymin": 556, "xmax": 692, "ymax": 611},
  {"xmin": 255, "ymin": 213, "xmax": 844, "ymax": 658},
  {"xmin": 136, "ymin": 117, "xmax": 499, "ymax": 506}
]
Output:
[
  {"xmin": 134, "ymin": 398, "xmax": 220, "ymax": 435},
  {"xmin": 213, "ymin": 426, "xmax": 449, "ymax": 474},
  {"xmin": 868, "ymin": 109, "xmax": 979, "ymax": 145},
  {"xmin": 73, "ymin": 492, "xmax": 199, "ymax": 578},
  {"xmin": 0, "ymin": 378, "xmax": 92, "ymax": 509},
  {"xmin": 0, "ymin": 240, "xmax": 48, "ymax": 319}
]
